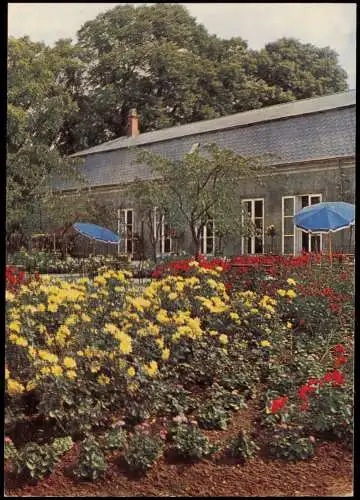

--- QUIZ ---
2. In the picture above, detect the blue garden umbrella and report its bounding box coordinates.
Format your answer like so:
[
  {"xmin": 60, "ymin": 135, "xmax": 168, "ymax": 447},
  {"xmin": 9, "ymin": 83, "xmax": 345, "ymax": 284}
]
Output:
[
  {"xmin": 293, "ymin": 202, "xmax": 355, "ymax": 260},
  {"xmin": 73, "ymin": 222, "xmax": 121, "ymax": 244}
]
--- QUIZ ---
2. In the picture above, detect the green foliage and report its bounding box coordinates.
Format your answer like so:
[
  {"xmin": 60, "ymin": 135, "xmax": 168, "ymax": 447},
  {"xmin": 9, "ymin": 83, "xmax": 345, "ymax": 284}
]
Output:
[
  {"xmin": 268, "ymin": 428, "xmax": 315, "ymax": 461},
  {"xmin": 124, "ymin": 431, "xmax": 163, "ymax": 473},
  {"xmin": 300, "ymin": 384, "xmax": 353, "ymax": 441},
  {"xmin": 5, "ymin": 438, "xmax": 18, "ymax": 461},
  {"xmin": 196, "ymin": 402, "xmax": 230, "ymax": 430},
  {"xmin": 172, "ymin": 424, "xmax": 215, "ymax": 460},
  {"xmin": 75, "ymin": 436, "xmax": 107, "ymax": 481},
  {"xmin": 51, "ymin": 436, "xmax": 73, "ymax": 457},
  {"xmin": 225, "ymin": 430, "xmax": 259, "ymax": 461},
  {"xmin": 104, "ymin": 428, "xmax": 127, "ymax": 450},
  {"xmin": 16, "ymin": 442, "xmax": 59, "ymax": 480}
]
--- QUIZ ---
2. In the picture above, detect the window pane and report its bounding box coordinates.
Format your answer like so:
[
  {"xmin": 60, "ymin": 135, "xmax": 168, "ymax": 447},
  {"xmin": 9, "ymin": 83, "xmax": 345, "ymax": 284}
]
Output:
[
  {"xmin": 311, "ymin": 234, "xmax": 321, "ymax": 252},
  {"xmin": 302, "ymin": 232, "xmax": 309, "ymax": 252},
  {"xmin": 283, "ymin": 236, "xmax": 294, "ymax": 254},
  {"xmin": 255, "ymin": 237, "xmax": 263, "ymax": 254},
  {"xmin": 164, "ymin": 238, "xmax": 171, "ymax": 253},
  {"xmin": 126, "ymin": 239, "xmax": 133, "ymax": 254},
  {"xmin": 301, "ymin": 196, "xmax": 309, "ymax": 208},
  {"xmin": 255, "ymin": 218, "xmax": 263, "ymax": 229},
  {"xmin": 206, "ymin": 238, "xmax": 214, "ymax": 255},
  {"xmin": 244, "ymin": 201, "xmax": 251, "ymax": 215},
  {"xmin": 247, "ymin": 238, "xmax": 252, "ymax": 254},
  {"xmin": 255, "ymin": 200, "xmax": 263, "ymax": 218},
  {"xmin": 284, "ymin": 217, "xmax": 294, "ymax": 235},
  {"xmin": 310, "ymin": 196, "xmax": 320, "ymax": 205},
  {"xmin": 127, "ymin": 210, "xmax": 133, "ymax": 223},
  {"xmin": 283, "ymin": 198, "xmax": 294, "ymax": 216}
]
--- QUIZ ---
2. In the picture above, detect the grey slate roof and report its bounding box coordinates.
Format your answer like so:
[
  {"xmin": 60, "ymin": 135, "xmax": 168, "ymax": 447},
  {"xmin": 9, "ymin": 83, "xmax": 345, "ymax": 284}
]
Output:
[
  {"xmin": 71, "ymin": 90, "xmax": 355, "ymax": 157},
  {"xmin": 57, "ymin": 91, "xmax": 356, "ymax": 191}
]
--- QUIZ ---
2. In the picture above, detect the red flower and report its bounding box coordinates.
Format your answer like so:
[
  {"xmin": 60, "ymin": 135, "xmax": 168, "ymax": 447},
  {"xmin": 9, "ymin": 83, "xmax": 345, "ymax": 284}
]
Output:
[
  {"xmin": 307, "ymin": 377, "xmax": 320, "ymax": 386},
  {"xmin": 334, "ymin": 356, "xmax": 347, "ymax": 368},
  {"xmin": 298, "ymin": 384, "xmax": 315, "ymax": 400},
  {"xmin": 270, "ymin": 396, "xmax": 288, "ymax": 414},
  {"xmin": 322, "ymin": 370, "xmax": 345, "ymax": 386},
  {"xmin": 334, "ymin": 344, "xmax": 346, "ymax": 354},
  {"xmin": 331, "ymin": 370, "xmax": 345, "ymax": 386},
  {"xmin": 299, "ymin": 319, "xmax": 305, "ymax": 326}
]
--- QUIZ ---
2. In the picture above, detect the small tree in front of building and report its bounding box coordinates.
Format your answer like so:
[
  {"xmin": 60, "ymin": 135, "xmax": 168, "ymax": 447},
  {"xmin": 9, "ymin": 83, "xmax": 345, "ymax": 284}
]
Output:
[{"xmin": 136, "ymin": 144, "xmax": 272, "ymax": 259}]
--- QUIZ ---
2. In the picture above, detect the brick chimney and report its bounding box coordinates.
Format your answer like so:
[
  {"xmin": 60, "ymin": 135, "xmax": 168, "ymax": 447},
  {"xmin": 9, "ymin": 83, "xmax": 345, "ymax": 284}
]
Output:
[{"xmin": 128, "ymin": 108, "xmax": 140, "ymax": 137}]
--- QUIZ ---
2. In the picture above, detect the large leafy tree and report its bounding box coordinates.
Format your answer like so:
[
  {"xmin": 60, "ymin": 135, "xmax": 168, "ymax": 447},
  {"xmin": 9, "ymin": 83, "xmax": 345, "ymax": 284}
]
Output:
[
  {"xmin": 7, "ymin": 36, "xmax": 85, "ymax": 241},
  {"xmin": 251, "ymin": 37, "xmax": 348, "ymax": 100},
  {"xmin": 135, "ymin": 144, "xmax": 271, "ymax": 259},
  {"xmin": 65, "ymin": 4, "xmax": 348, "ymax": 153}
]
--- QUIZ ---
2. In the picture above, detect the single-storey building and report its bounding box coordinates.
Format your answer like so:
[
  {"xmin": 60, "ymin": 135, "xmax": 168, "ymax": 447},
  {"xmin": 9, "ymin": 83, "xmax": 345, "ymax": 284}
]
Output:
[{"xmin": 57, "ymin": 90, "xmax": 355, "ymax": 258}]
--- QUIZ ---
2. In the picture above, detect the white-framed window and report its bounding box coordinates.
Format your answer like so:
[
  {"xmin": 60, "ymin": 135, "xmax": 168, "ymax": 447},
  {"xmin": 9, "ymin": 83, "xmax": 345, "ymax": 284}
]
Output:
[
  {"xmin": 154, "ymin": 208, "xmax": 172, "ymax": 256},
  {"xmin": 282, "ymin": 194, "xmax": 322, "ymax": 255},
  {"xmin": 241, "ymin": 199, "xmax": 264, "ymax": 254},
  {"xmin": 199, "ymin": 219, "xmax": 215, "ymax": 256},
  {"xmin": 118, "ymin": 208, "xmax": 134, "ymax": 255}
]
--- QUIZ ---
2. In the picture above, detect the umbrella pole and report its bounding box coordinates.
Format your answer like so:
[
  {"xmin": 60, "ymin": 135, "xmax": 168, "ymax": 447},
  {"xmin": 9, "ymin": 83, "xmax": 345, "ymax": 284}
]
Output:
[
  {"xmin": 328, "ymin": 232, "xmax": 332, "ymax": 266},
  {"xmin": 348, "ymin": 225, "xmax": 353, "ymax": 253}
]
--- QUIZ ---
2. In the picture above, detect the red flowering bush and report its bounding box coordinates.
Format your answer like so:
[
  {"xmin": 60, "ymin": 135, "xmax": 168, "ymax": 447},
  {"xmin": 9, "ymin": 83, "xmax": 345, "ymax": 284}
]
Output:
[{"xmin": 6, "ymin": 265, "xmax": 39, "ymax": 293}]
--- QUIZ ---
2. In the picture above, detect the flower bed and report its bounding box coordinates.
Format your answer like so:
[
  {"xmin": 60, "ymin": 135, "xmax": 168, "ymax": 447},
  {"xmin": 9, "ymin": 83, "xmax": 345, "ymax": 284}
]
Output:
[{"xmin": 5, "ymin": 259, "xmax": 353, "ymax": 493}]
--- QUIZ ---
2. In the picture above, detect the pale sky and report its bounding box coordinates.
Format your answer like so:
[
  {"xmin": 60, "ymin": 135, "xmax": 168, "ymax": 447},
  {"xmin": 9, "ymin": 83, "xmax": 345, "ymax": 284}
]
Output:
[{"xmin": 8, "ymin": 2, "xmax": 357, "ymax": 88}]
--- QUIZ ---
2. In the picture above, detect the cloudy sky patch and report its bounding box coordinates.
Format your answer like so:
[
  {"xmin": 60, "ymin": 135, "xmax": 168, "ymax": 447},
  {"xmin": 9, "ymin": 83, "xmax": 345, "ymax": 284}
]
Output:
[{"xmin": 8, "ymin": 2, "xmax": 356, "ymax": 88}]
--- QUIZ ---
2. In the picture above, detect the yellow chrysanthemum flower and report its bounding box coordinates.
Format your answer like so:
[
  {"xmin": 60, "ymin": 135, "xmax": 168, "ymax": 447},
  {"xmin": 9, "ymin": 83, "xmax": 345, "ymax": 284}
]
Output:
[
  {"xmin": 51, "ymin": 365, "xmax": 63, "ymax": 377},
  {"xmin": 287, "ymin": 290, "xmax": 297, "ymax": 298},
  {"xmin": 7, "ymin": 379, "xmax": 25, "ymax": 395},
  {"xmin": 97, "ymin": 374, "xmax": 110, "ymax": 385},
  {"xmin": 287, "ymin": 278, "xmax": 296, "ymax": 286},
  {"xmin": 277, "ymin": 289, "xmax": 286, "ymax": 297},
  {"xmin": 287, "ymin": 322, "xmax": 293, "ymax": 329},
  {"xmin": 8, "ymin": 321, "xmax": 21, "ymax": 333},
  {"xmin": 143, "ymin": 360, "xmax": 158, "ymax": 377},
  {"xmin": 66, "ymin": 370, "xmax": 77, "ymax": 380},
  {"xmin": 260, "ymin": 340, "xmax": 271, "ymax": 347},
  {"xmin": 6, "ymin": 291, "xmax": 15, "ymax": 302},
  {"xmin": 161, "ymin": 348, "xmax": 170, "ymax": 361},
  {"xmin": 127, "ymin": 366, "xmax": 136, "ymax": 377},
  {"xmin": 63, "ymin": 357, "xmax": 77, "ymax": 369},
  {"xmin": 38, "ymin": 350, "xmax": 59, "ymax": 364},
  {"xmin": 219, "ymin": 334, "xmax": 228, "ymax": 345}
]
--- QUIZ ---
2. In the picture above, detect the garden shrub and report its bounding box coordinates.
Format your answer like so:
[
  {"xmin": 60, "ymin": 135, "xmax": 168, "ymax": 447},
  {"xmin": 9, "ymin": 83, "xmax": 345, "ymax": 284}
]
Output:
[
  {"xmin": 15, "ymin": 442, "xmax": 59, "ymax": 480},
  {"xmin": 225, "ymin": 430, "xmax": 259, "ymax": 461},
  {"xmin": 74, "ymin": 436, "xmax": 107, "ymax": 481},
  {"xmin": 171, "ymin": 423, "xmax": 215, "ymax": 460},
  {"xmin": 268, "ymin": 428, "xmax": 315, "ymax": 461},
  {"xmin": 196, "ymin": 402, "xmax": 230, "ymax": 430},
  {"xmin": 124, "ymin": 431, "xmax": 163, "ymax": 473},
  {"xmin": 52, "ymin": 436, "xmax": 73, "ymax": 457},
  {"xmin": 104, "ymin": 428, "xmax": 127, "ymax": 450}
]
